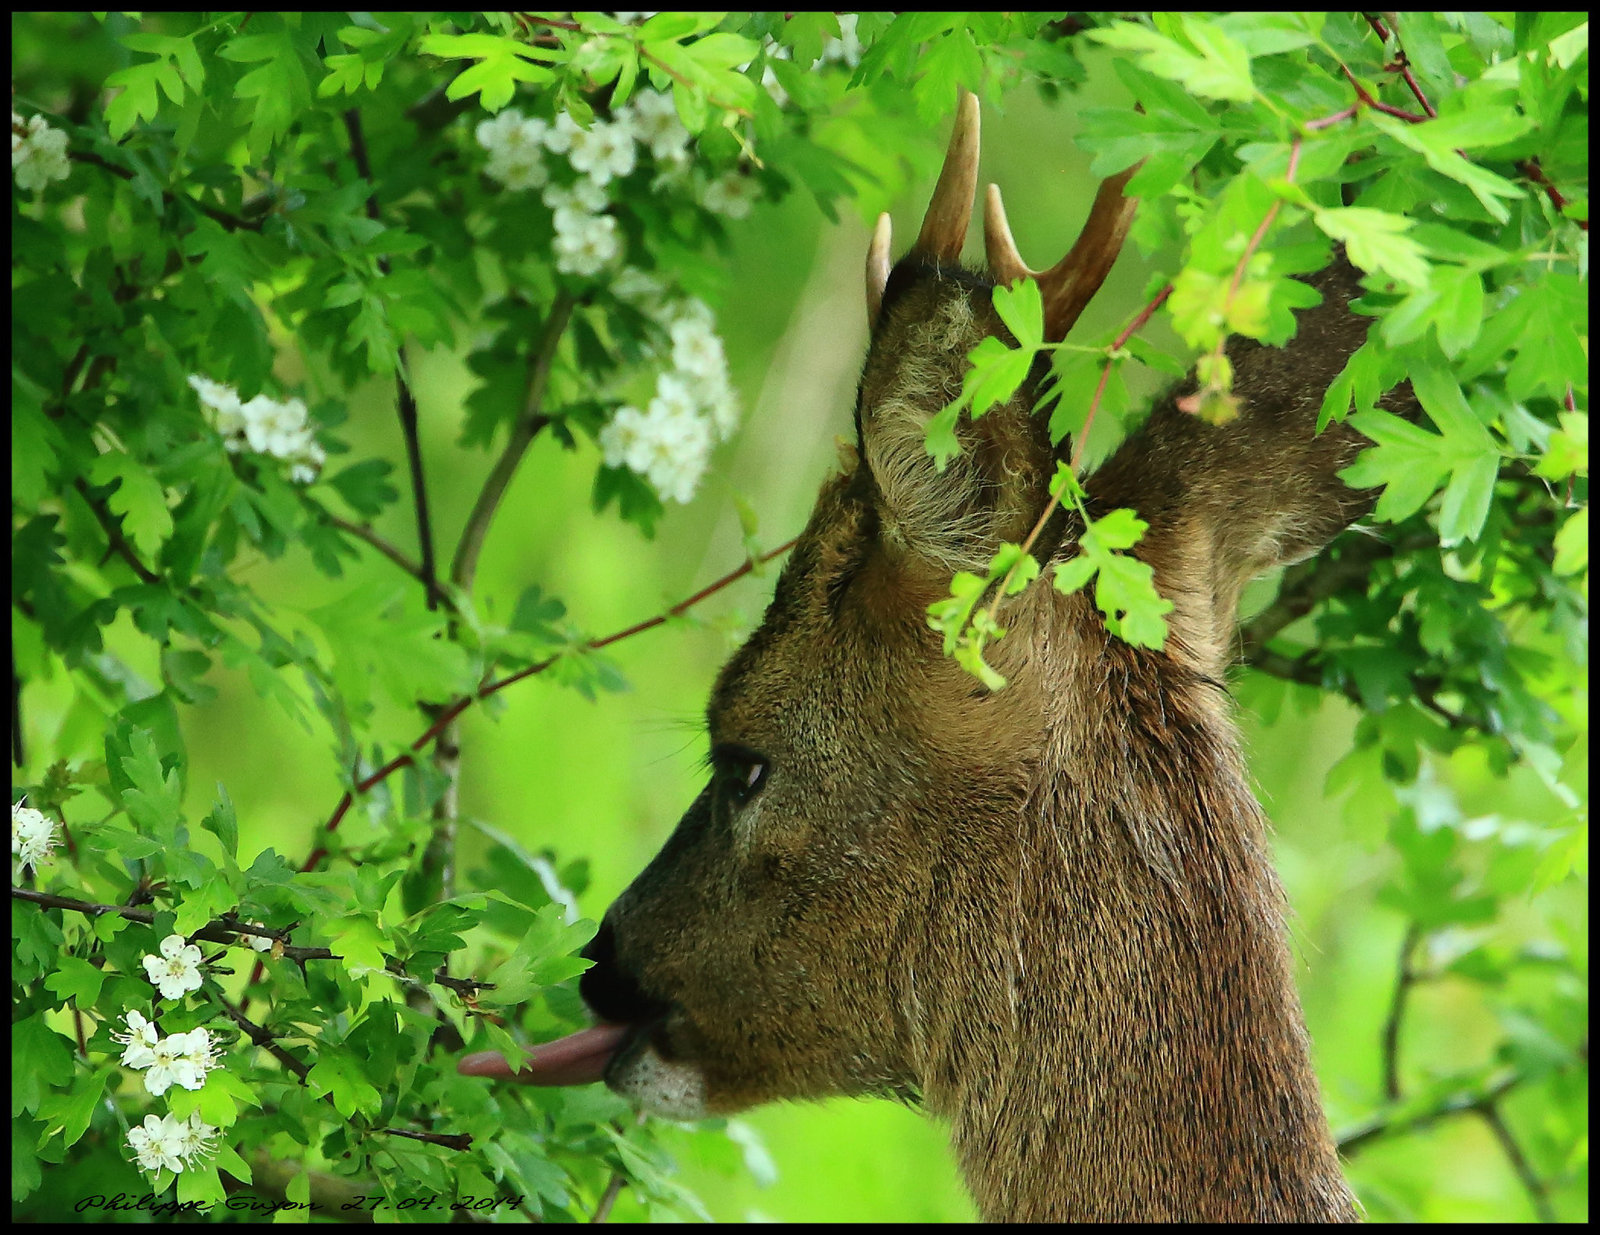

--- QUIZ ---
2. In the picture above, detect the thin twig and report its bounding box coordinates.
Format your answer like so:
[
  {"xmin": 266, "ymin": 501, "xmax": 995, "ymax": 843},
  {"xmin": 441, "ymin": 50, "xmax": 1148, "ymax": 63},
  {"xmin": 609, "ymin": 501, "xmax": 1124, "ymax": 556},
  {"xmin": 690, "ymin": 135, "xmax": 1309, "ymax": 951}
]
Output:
[
  {"xmin": 216, "ymin": 995, "xmax": 314, "ymax": 1081},
  {"xmin": 68, "ymin": 148, "xmax": 265, "ymax": 232},
  {"xmin": 1362, "ymin": 13, "xmax": 1438, "ymax": 118},
  {"xmin": 73, "ymin": 477, "xmax": 160, "ymax": 585},
  {"xmin": 375, "ymin": 1127, "xmax": 474, "ymax": 1152},
  {"xmin": 977, "ymin": 282, "xmax": 1176, "ymax": 632},
  {"xmin": 451, "ymin": 295, "xmax": 577, "ymax": 591},
  {"xmin": 590, "ymin": 1171, "xmax": 626, "ymax": 1223},
  {"xmin": 1337, "ymin": 1069, "xmax": 1524, "ymax": 1155},
  {"xmin": 1478, "ymin": 1101, "xmax": 1558, "ymax": 1222},
  {"xmin": 299, "ymin": 536, "xmax": 799, "ymax": 870},
  {"xmin": 1381, "ymin": 923, "xmax": 1422, "ymax": 1101},
  {"xmin": 10, "ymin": 886, "xmax": 493, "ymax": 998},
  {"xmin": 1520, "ymin": 157, "xmax": 1587, "ymax": 231},
  {"xmin": 325, "ymin": 515, "xmax": 437, "ymax": 597},
  {"xmin": 343, "ymin": 108, "xmax": 443, "ymax": 610},
  {"xmin": 1338, "ymin": 64, "xmax": 1432, "ymax": 124}
]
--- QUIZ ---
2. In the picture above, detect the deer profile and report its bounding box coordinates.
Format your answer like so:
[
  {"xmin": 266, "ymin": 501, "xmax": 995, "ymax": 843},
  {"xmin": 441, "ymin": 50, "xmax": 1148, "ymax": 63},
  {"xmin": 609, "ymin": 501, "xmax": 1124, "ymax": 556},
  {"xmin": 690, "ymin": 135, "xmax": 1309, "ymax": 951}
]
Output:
[{"xmin": 462, "ymin": 92, "xmax": 1419, "ymax": 1222}]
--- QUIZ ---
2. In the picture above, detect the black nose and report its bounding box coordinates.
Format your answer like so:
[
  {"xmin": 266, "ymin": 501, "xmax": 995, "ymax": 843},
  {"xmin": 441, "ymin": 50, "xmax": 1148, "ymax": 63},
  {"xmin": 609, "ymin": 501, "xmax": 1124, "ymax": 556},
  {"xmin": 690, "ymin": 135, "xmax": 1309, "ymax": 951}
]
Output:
[{"xmin": 580, "ymin": 917, "xmax": 670, "ymax": 1025}]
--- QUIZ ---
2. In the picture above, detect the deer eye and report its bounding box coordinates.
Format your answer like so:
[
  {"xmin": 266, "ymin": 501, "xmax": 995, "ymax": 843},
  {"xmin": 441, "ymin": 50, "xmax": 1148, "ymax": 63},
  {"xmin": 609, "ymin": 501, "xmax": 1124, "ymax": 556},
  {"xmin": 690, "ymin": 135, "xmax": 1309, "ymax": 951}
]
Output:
[{"xmin": 713, "ymin": 745, "xmax": 768, "ymax": 808}]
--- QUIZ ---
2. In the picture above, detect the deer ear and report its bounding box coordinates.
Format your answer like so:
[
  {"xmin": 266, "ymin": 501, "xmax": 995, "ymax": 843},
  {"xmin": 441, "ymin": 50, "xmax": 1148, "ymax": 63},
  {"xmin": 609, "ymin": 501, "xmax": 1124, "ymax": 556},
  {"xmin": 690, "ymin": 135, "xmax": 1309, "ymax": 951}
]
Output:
[
  {"xmin": 852, "ymin": 90, "xmax": 1056, "ymax": 575},
  {"xmin": 855, "ymin": 274, "xmax": 1058, "ymax": 575}
]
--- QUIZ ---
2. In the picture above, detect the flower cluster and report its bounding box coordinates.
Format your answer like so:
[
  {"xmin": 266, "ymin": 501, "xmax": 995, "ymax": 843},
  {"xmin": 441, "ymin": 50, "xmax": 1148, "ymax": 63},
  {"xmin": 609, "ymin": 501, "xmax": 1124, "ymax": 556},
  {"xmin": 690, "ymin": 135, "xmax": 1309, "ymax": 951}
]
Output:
[
  {"xmin": 126, "ymin": 1112, "xmax": 219, "ymax": 1175},
  {"xmin": 598, "ymin": 282, "xmax": 738, "ymax": 504},
  {"xmin": 12, "ymin": 111, "xmax": 70, "ymax": 192},
  {"xmin": 475, "ymin": 87, "xmax": 759, "ymax": 277},
  {"xmin": 12, "ymin": 800, "xmax": 59, "ymax": 873},
  {"xmin": 142, "ymin": 933, "xmax": 206, "ymax": 999},
  {"xmin": 112, "ymin": 1011, "xmax": 223, "ymax": 1096},
  {"xmin": 188, "ymin": 375, "xmax": 325, "ymax": 483}
]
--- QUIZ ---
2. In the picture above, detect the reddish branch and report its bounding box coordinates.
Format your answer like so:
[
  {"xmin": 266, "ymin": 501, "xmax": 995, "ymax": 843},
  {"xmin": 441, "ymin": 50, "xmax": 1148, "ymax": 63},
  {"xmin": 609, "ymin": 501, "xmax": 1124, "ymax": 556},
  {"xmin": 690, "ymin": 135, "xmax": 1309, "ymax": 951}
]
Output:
[{"xmin": 299, "ymin": 537, "xmax": 798, "ymax": 871}]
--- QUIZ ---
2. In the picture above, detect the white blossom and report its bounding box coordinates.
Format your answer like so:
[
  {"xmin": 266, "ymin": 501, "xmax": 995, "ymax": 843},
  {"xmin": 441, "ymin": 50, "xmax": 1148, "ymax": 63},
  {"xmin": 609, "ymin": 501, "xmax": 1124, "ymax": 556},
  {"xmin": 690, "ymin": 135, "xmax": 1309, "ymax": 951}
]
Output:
[
  {"xmin": 637, "ymin": 396, "xmax": 714, "ymax": 503},
  {"xmin": 669, "ymin": 315, "xmax": 727, "ymax": 380},
  {"xmin": 189, "ymin": 375, "xmax": 325, "ymax": 483},
  {"xmin": 703, "ymin": 367, "xmax": 741, "ymax": 440},
  {"xmin": 552, "ymin": 209, "xmax": 621, "ymax": 277},
  {"xmin": 242, "ymin": 393, "xmax": 307, "ymax": 457},
  {"xmin": 143, "ymin": 933, "xmax": 205, "ymax": 1000},
  {"xmin": 819, "ymin": 15, "xmax": 863, "ymax": 68},
  {"xmin": 111, "ymin": 1010, "xmax": 161, "ymax": 1070},
  {"xmin": 621, "ymin": 89, "xmax": 690, "ymax": 164},
  {"xmin": 127, "ymin": 1114, "xmax": 186, "ymax": 1174},
  {"xmin": 599, "ymin": 404, "xmax": 652, "ymax": 474},
  {"xmin": 12, "ymin": 800, "xmax": 59, "ymax": 872},
  {"xmin": 703, "ymin": 171, "xmax": 760, "ymax": 220},
  {"xmin": 143, "ymin": 1026, "xmax": 221, "ymax": 1096},
  {"xmin": 567, "ymin": 118, "xmax": 637, "ymax": 186},
  {"xmin": 173, "ymin": 1112, "xmax": 219, "ymax": 1166},
  {"xmin": 477, "ymin": 109, "xmax": 551, "ymax": 191},
  {"xmin": 541, "ymin": 111, "xmax": 584, "ymax": 156},
  {"xmin": 544, "ymin": 178, "xmax": 609, "ymax": 215},
  {"xmin": 12, "ymin": 111, "xmax": 70, "ymax": 192}
]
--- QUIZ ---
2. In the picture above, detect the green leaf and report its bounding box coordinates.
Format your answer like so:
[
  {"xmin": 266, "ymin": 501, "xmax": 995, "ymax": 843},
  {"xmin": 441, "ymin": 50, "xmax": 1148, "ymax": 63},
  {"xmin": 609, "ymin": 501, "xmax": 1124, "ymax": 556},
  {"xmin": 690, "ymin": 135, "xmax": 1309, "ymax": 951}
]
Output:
[
  {"xmin": 43, "ymin": 955, "xmax": 106, "ymax": 1009},
  {"xmin": 327, "ymin": 459, "xmax": 399, "ymax": 519},
  {"xmin": 307, "ymin": 1052, "xmax": 382, "ymax": 1120},
  {"xmin": 1430, "ymin": 266, "xmax": 1485, "ymax": 357},
  {"xmin": 220, "ymin": 31, "xmax": 312, "ymax": 158},
  {"xmin": 990, "ymin": 278, "xmax": 1043, "ymax": 351},
  {"xmin": 1552, "ymin": 508, "xmax": 1587, "ymax": 576},
  {"xmin": 961, "ymin": 336, "xmax": 1034, "ymax": 418},
  {"xmin": 1313, "ymin": 207, "xmax": 1432, "ymax": 288},
  {"xmin": 88, "ymin": 452, "xmax": 173, "ymax": 559},
  {"xmin": 1090, "ymin": 18, "xmax": 1255, "ymax": 102}
]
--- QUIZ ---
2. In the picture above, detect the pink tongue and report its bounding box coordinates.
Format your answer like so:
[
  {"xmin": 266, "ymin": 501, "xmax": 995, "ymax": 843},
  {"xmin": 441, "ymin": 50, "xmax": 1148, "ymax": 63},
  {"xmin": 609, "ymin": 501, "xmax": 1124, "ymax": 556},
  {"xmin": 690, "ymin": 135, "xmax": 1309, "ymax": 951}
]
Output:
[{"xmin": 457, "ymin": 1023, "xmax": 630, "ymax": 1085}]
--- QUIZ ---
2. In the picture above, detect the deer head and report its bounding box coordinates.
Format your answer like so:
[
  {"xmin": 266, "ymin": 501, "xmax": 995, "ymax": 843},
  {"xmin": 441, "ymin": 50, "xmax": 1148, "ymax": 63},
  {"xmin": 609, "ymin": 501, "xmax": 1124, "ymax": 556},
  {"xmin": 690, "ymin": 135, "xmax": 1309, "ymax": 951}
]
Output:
[{"xmin": 464, "ymin": 91, "xmax": 1409, "ymax": 1221}]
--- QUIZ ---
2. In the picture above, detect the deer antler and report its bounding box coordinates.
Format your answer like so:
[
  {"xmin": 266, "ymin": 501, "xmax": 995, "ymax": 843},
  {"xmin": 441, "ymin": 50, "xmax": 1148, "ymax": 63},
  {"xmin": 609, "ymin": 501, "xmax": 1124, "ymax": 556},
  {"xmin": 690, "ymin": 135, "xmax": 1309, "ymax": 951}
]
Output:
[
  {"xmin": 865, "ymin": 89, "xmax": 982, "ymax": 319},
  {"xmin": 984, "ymin": 165, "xmax": 1140, "ymax": 342},
  {"xmin": 912, "ymin": 87, "xmax": 981, "ymax": 262},
  {"xmin": 865, "ymin": 212, "xmax": 893, "ymax": 323}
]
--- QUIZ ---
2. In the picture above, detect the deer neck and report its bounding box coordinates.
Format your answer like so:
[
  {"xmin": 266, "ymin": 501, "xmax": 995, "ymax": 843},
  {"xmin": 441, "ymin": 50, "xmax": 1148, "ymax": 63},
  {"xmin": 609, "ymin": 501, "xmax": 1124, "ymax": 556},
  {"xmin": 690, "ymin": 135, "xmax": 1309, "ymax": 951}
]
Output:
[{"xmin": 915, "ymin": 676, "xmax": 1356, "ymax": 1222}]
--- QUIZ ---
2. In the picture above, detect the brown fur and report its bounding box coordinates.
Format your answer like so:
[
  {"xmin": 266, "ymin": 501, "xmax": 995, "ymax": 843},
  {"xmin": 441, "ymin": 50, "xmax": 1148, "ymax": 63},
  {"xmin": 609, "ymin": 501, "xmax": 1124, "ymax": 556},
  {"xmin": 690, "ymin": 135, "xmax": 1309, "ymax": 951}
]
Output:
[{"xmin": 579, "ymin": 251, "xmax": 1416, "ymax": 1221}]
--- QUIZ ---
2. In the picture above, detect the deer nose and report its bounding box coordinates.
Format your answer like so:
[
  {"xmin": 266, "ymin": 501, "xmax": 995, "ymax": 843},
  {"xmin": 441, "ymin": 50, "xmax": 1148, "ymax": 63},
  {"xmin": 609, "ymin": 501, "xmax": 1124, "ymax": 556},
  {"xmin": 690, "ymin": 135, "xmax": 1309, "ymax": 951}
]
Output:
[{"xmin": 580, "ymin": 917, "xmax": 670, "ymax": 1026}]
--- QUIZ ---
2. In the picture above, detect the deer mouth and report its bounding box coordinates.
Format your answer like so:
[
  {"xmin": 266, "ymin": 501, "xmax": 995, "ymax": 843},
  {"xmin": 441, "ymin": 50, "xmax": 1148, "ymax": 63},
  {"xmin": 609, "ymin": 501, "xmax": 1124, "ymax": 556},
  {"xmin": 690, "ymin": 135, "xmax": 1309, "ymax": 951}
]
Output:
[{"xmin": 456, "ymin": 1021, "xmax": 635, "ymax": 1086}]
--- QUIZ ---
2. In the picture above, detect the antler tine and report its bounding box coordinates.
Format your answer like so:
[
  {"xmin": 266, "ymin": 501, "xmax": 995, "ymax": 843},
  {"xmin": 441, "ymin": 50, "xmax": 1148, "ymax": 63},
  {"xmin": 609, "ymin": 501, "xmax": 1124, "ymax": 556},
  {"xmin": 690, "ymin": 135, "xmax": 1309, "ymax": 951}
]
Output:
[
  {"xmin": 983, "ymin": 183, "xmax": 1036, "ymax": 288},
  {"xmin": 911, "ymin": 87, "xmax": 981, "ymax": 263},
  {"xmin": 1033, "ymin": 164, "xmax": 1140, "ymax": 341},
  {"xmin": 865, "ymin": 212, "xmax": 893, "ymax": 323}
]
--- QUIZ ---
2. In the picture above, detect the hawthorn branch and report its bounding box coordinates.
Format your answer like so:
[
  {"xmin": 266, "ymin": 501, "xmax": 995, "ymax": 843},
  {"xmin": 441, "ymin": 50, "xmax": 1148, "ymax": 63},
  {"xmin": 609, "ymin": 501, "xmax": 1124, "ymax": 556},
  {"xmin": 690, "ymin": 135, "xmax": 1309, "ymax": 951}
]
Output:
[
  {"xmin": 343, "ymin": 107, "xmax": 444, "ymax": 611},
  {"xmin": 9, "ymin": 887, "xmax": 493, "ymax": 998},
  {"xmin": 1478, "ymin": 1101, "xmax": 1558, "ymax": 1222},
  {"xmin": 1361, "ymin": 13, "xmax": 1438, "ymax": 119},
  {"xmin": 1381, "ymin": 923, "xmax": 1423, "ymax": 1101},
  {"xmin": 72, "ymin": 477, "xmax": 160, "ymax": 585},
  {"xmin": 450, "ymin": 294, "xmax": 576, "ymax": 593},
  {"xmin": 1337, "ymin": 1069, "xmax": 1524, "ymax": 1155},
  {"xmin": 66, "ymin": 147, "xmax": 267, "ymax": 232},
  {"xmin": 375, "ymin": 1127, "xmax": 473, "ymax": 1152},
  {"xmin": 216, "ymin": 993, "xmax": 313, "ymax": 1082},
  {"xmin": 300, "ymin": 536, "xmax": 798, "ymax": 870},
  {"xmin": 1520, "ymin": 157, "xmax": 1588, "ymax": 232}
]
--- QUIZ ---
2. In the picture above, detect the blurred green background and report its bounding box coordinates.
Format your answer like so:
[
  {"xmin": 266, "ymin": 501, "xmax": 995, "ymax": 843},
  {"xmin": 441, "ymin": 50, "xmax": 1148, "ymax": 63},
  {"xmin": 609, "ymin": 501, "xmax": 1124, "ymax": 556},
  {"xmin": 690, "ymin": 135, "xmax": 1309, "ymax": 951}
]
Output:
[{"xmin": 19, "ymin": 50, "xmax": 1584, "ymax": 1222}]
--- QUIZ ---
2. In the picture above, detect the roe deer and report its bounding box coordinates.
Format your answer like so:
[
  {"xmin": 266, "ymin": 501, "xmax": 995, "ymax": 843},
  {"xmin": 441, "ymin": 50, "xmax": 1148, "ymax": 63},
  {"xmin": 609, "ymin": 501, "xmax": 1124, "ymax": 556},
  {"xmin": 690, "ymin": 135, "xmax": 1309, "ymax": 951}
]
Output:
[{"xmin": 462, "ymin": 92, "xmax": 1418, "ymax": 1222}]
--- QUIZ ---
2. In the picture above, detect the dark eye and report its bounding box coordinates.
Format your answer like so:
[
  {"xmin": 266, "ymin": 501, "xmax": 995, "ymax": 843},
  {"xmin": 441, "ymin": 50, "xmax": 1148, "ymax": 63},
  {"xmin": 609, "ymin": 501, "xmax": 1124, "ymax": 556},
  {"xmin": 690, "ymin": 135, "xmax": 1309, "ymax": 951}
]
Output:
[{"xmin": 713, "ymin": 745, "xmax": 768, "ymax": 807}]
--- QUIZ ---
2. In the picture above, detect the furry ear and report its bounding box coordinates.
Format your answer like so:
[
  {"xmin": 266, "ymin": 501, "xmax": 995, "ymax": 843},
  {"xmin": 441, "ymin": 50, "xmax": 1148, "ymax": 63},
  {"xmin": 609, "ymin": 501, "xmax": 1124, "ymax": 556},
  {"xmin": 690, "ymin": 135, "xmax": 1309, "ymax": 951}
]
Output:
[{"xmin": 855, "ymin": 271, "xmax": 1056, "ymax": 576}]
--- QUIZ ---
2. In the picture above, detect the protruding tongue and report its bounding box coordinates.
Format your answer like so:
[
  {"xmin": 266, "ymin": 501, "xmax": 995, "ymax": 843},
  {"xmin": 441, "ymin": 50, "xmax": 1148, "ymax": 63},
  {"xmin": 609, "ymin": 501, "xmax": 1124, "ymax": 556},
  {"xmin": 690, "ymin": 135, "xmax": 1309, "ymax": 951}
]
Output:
[{"xmin": 457, "ymin": 1023, "xmax": 630, "ymax": 1085}]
